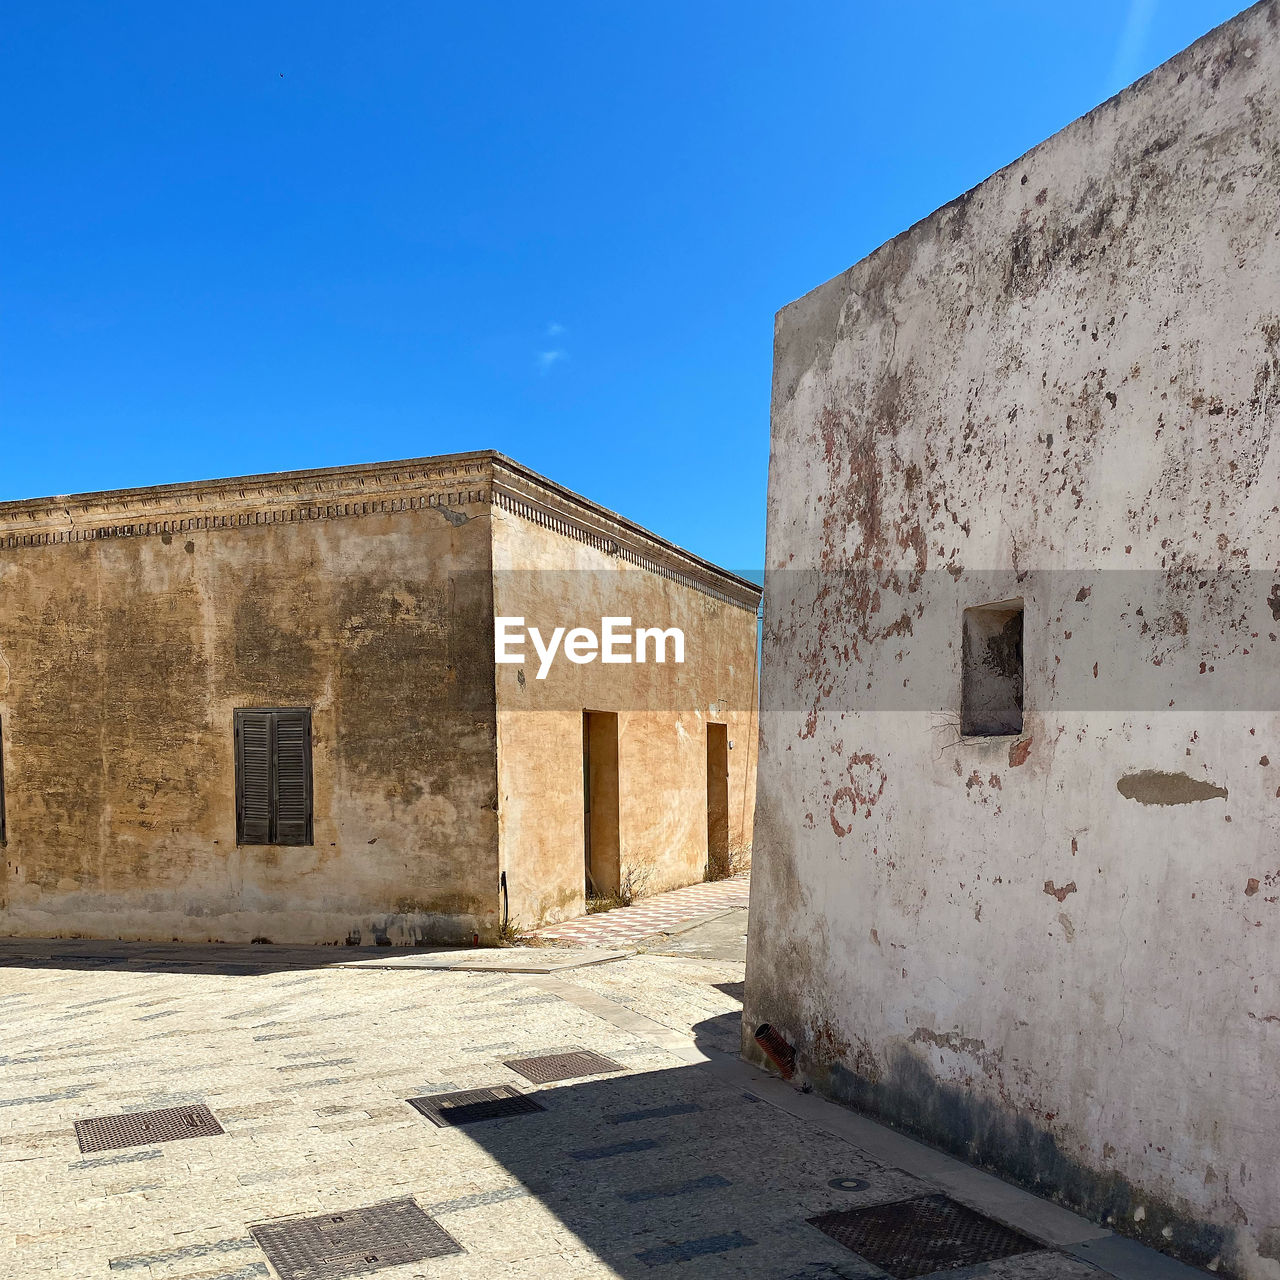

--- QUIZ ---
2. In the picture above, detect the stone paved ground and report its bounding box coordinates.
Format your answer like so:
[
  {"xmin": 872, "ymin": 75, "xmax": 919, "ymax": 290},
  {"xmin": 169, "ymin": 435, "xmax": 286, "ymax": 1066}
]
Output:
[
  {"xmin": 0, "ymin": 924, "xmax": 1196, "ymax": 1280},
  {"xmin": 529, "ymin": 872, "xmax": 751, "ymax": 946}
]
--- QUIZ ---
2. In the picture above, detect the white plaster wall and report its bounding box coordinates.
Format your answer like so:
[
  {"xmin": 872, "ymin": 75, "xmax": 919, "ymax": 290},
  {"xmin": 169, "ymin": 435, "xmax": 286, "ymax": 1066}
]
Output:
[{"xmin": 747, "ymin": 3, "xmax": 1280, "ymax": 1275}]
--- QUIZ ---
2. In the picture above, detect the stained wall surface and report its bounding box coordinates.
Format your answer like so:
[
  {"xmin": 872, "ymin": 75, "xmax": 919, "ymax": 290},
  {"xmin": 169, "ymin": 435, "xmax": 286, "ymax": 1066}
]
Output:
[
  {"xmin": 747, "ymin": 3, "xmax": 1280, "ymax": 1276},
  {"xmin": 0, "ymin": 462, "xmax": 500, "ymax": 946},
  {"xmin": 0, "ymin": 451, "xmax": 761, "ymax": 949},
  {"xmin": 491, "ymin": 488, "xmax": 759, "ymax": 931}
]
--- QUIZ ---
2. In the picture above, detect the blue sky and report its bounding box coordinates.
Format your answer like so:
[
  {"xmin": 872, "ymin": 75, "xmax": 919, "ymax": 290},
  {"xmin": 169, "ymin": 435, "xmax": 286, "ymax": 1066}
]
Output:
[{"xmin": 1, "ymin": 1, "xmax": 1247, "ymax": 569}]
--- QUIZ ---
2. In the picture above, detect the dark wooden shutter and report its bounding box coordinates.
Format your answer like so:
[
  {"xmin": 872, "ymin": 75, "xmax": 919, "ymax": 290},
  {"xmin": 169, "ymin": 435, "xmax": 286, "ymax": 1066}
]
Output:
[
  {"xmin": 0, "ymin": 716, "xmax": 6, "ymax": 846},
  {"xmin": 272, "ymin": 709, "xmax": 312, "ymax": 846},
  {"xmin": 235, "ymin": 710, "xmax": 274, "ymax": 845}
]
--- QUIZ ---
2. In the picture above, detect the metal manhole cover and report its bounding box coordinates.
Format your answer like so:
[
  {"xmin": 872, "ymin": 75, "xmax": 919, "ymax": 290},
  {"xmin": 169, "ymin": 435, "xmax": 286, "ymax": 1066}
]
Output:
[
  {"xmin": 503, "ymin": 1049, "xmax": 623, "ymax": 1083},
  {"xmin": 808, "ymin": 1194, "xmax": 1042, "ymax": 1279},
  {"xmin": 250, "ymin": 1197, "xmax": 462, "ymax": 1280},
  {"xmin": 406, "ymin": 1085, "xmax": 545, "ymax": 1127},
  {"xmin": 74, "ymin": 1103, "xmax": 225, "ymax": 1153}
]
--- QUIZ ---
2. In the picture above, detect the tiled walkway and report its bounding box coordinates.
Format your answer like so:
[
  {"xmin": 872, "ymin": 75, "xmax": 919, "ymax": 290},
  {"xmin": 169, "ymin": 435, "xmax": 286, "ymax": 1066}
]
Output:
[
  {"xmin": 530, "ymin": 872, "xmax": 750, "ymax": 946},
  {"xmin": 0, "ymin": 921, "xmax": 1191, "ymax": 1278}
]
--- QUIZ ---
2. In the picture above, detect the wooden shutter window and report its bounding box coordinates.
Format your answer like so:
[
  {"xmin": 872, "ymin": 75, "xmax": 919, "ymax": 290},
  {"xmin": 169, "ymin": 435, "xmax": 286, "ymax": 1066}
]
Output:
[
  {"xmin": 234, "ymin": 708, "xmax": 312, "ymax": 846},
  {"xmin": 0, "ymin": 716, "xmax": 6, "ymax": 846},
  {"xmin": 272, "ymin": 709, "xmax": 313, "ymax": 846},
  {"xmin": 235, "ymin": 711, "xmax": 273, "ymax": 844}
]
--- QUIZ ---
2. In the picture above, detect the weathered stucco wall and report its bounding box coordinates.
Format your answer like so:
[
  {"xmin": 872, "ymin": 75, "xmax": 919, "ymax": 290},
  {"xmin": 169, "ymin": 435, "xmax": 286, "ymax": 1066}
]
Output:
[
  {"xmin": 747, "ymin": 4, "xmax": 1280, "ymax": 1276},
  {"xmin": 0, "ymin": 451, "xmax": 759, "ymax": 948},
  {"xmin": 491, "ymin": 487, "xmax": 759, "ymax": 931},
  {"xmin": 0, "ymin": 460, "xmax": 499, "ymax": 945}
]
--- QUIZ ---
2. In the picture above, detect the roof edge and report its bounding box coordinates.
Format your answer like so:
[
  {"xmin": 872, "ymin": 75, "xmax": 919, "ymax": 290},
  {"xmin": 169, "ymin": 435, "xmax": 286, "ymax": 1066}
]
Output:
[
  {"xmin": 773, "ymin": 0, "xmax": 1277, "ymax": 324},
  {"xmin": 0, "ymin": 450, "xmax": 762, "ymax": 610},
  {"xmin": 488, "ymin": 453, "xmax": 761, "ymax": 603}
]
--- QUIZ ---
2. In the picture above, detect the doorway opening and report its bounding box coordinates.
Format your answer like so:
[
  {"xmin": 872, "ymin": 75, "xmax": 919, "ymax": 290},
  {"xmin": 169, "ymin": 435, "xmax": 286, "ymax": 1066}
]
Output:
[
  {"xmin": 707, "ymin": 722, "xmax": 730, "ymax": 879},
  {"xmin": 582, "ymin": 710, "xmax": 620, "ymax": 898}
]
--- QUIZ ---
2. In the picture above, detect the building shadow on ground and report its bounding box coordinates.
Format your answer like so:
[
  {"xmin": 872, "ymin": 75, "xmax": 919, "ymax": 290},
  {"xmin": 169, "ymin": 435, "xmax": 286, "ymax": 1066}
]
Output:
[
  {"xmin": 0, "ymin": 938, "xmax": 529, "ymax": 978},
  {"xmin": 437, "ymin": 1012, "xmax": 903, "ymax": 1279}
]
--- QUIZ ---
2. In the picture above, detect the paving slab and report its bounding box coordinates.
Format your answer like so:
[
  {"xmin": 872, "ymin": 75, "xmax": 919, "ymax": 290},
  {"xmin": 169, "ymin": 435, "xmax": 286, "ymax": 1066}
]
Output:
[
  {"xmin": 335, "ymin": 947, "xmax": 633, "ymax": 973},
  {"xmin": 530, "ymin": 871, "xmax": 751, "ymax": 946},
  {"xmin": 0, "ymin": 922, "xmax": 1207, "ymax": 1280},
  {"xmin": 636, "ymin": 907, "xmax": 749, "ymax": 961}
]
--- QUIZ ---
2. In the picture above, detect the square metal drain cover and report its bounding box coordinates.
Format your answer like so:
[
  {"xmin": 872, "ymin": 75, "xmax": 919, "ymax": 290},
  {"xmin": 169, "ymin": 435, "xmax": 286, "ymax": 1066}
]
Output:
[
  {"xmin": 250, "ymin": 1197, "xmax": 462, "ymax": 1279},
  {"xmin": 503, "ymin": 1049, "xmax": 623, "ymax": 1083},
  {"xmin": 74, "ymin": 1103, "xmax": 225, "ymax": 1154},
  {"xmin": 406, "ymin": 1085, "xmax": 545, "ymax": 1127},
  {"xmin": 809, "ymin": 1194, "xmax": 1042, "ymax": 1279}
]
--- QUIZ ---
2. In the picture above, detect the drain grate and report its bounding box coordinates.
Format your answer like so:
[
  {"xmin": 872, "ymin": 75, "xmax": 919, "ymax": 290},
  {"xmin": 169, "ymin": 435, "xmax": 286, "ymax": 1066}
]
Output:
[
  {"xmin": 406, "ymin": 1085, "xmax": 545, "ymax": 1127},
  {"xmin": 74, "ymin": 1103, "xmax": 224, "ymax": 1154},
  {"xmin": 809, "ymin": 1194, "xmax": 1042, "ymax": 1279},
  {"xmin": 250, "ymin": 1197, "xmax": 462, "ymax": 1279},
  {"xmin": 503, "ymin": 1049, "xmax": 623, "ymax": 1084}
]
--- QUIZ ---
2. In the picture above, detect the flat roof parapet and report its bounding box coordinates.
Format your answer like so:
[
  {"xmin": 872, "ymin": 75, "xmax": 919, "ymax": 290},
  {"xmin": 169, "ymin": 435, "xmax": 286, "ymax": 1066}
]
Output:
[{"xmin": 0, "ymin": 450, "xmax": 761, "ymax": 612}]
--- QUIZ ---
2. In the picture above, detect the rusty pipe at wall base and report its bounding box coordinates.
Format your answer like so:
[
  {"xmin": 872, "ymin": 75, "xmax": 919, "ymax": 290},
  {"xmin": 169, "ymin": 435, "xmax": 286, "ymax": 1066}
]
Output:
[{"xmin": 754, "ymin": 1023, "xmax": 797, "ymax": 1079}]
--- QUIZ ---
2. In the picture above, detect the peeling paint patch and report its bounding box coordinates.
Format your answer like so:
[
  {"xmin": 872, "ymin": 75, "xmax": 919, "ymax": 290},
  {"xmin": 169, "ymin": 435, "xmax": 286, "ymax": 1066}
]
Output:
[
  {"xmin": 829, "ymin": 788, "xmax": 857, "ymax": 838},
  {"xmin": 847, "ymin": 753, "xmax": 887, "ymax": 813},
  {"xmin": 1043, "ymin": 880, "xmax": 1077, "ymax": 903},
  {"xmin": 1008, "ymin": 737, "xmax": 1032, "ymax": 767},
  {"xmin": 1116, "ymin": 771, "xmax": 1228, "ymax": 805}
]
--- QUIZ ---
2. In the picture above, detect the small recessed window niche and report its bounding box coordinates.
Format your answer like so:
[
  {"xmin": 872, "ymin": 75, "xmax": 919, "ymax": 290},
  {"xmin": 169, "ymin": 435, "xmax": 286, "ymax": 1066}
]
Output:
[{"xmin": 961, "ymin": 599, "xmax": 1024, "ymax": 737}]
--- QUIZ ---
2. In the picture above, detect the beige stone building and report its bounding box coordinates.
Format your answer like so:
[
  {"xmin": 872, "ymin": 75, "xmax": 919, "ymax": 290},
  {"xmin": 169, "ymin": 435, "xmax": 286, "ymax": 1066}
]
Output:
[
  {"xmin": 0, "ymin": 450, "xmax": 759, "ymax": 946},
  {"xmin": 748, "ymin": 3, "xmax": 1280, "ymax": 1277}
]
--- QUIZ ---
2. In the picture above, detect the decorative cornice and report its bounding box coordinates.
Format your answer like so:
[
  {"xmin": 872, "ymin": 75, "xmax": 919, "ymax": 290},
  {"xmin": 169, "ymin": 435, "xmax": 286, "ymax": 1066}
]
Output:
[
  {"xmin": 0, "ymin": 451, "xmax": 761, "ymax": 612},
  {"xmin": 489, "ymin": 458, "xmax": 761, "ymax": 611},
  {"xmin": 0, "ymin": 453, "xmax": 494, "ymax": 546}
]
